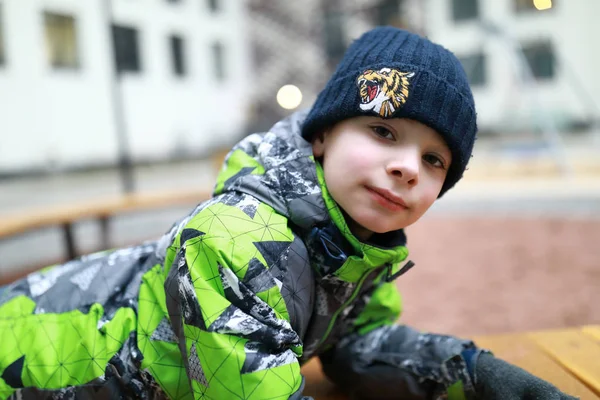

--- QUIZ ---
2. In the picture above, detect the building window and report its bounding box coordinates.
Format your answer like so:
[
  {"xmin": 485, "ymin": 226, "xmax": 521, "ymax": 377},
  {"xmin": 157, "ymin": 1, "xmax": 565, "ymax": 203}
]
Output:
[
  {"xmin": 521, "ymin": 41, "xmax": 555, "ymax": 80},
  {"xmin": 452, "ymin": 0, "xmax": 479, "ymax": 22},
  {"xmin": 208, "ymin": 0, "xmax": 219, "ymax": 12},
  {"xmin": 459, "ymin": 52, "xmax": 486, "ymax": 87},
  {"xmin": 112, "ymin": 25, "xmax": 141, "ymax": 73},
  {"xmin": 211, "ymin": 40, "xmax": 225, "ymax": 81},
  {"xmin": 515, "ymin": 0, "xmax": 554, "ymax": 13},
  {"xmin": 169, "ymin": 35, "xmax": 186, "ymax": 77},
  {"xmin": 44, "ymin": 12, "xmax": 79, "ymax": 69},
  {"xmin": 0, "ymin": 4, "xmax": 5, "ymax": 66}
]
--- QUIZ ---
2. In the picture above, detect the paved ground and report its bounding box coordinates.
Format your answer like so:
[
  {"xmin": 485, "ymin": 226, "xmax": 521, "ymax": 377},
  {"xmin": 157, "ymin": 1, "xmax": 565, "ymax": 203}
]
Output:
[
  {"xmin": 1, "ymin": 141, "xmax": 599, "ymax": 336},
  {"xmin": 400, "ymin": 215, "xmax": 600, "ymax": 336}
]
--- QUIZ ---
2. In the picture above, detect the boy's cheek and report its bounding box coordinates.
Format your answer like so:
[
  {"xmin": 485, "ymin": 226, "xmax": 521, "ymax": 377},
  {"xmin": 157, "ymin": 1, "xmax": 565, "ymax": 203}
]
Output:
[
  {"xmin": 345, "ymin": 147, "xmax": 376, "ymax": 169},
  {"xmin": 417, "ymin": 186, "xmax": 442, "ymax": 211}
]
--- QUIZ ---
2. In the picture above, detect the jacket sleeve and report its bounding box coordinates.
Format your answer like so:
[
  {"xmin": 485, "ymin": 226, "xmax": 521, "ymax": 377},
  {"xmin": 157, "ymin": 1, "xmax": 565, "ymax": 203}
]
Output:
[
  {"xmin": 319, "ymin": 279, "xmax": 481, "ymax": 400},
  {"xmin": 164, "ymin": 228, "xmax": 312, "ymax": 400}
]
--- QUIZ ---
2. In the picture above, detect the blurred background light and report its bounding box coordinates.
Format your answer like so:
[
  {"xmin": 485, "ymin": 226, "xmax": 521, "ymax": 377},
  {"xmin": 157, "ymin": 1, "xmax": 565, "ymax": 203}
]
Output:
[
  {"xmin": 276, "ymin": 84, "xmax": 303, "ymax": 110},
  {"xmin": 533, "ymin": 0, "xmax": 552, "ymax": 11}
]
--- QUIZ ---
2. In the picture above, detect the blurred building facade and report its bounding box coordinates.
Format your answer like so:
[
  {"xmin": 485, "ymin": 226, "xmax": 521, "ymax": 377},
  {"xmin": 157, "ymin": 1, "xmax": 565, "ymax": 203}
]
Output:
[
  {"xmin": 3, "ymin": 0, "xmax": 596, "ymax": 176},
  {"xmin": 425, "ymin": 0, "xmax": 600, "ymax": 135},
  {"xmin": 0, "ymin": 0, "xmax": 249, "ymax": 174}
]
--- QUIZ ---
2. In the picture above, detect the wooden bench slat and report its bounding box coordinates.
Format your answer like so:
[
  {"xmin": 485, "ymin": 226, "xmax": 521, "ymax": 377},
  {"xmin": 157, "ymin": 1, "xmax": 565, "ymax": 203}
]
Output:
[
  {"xmin": 528, "ymin": 329, "xmax": 600, "ymax": 397},
  {"xmin": 582, "ymin": 325, "xmax": 600, "ymax": 343},
  {"xmin": 473, "ymin": 333, "xmax": 600, "ymax": 399},
  {"xmin": 0, "ymin": 189, "xmax": 211, "ymax": 239}
]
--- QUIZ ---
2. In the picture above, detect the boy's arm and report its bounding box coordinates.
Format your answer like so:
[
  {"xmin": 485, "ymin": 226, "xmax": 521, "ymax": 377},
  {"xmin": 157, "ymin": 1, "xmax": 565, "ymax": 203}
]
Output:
[
  {"xmin": 320, "ymin": 280, "xmax": 577, "ymax": 400},
  {"xmin": 319, "ymin": 280, "xmax": 478, "ymax": 399},
  {"xmin": 164, "ymin": 237, "xmax": 312, "ymax": 400}
]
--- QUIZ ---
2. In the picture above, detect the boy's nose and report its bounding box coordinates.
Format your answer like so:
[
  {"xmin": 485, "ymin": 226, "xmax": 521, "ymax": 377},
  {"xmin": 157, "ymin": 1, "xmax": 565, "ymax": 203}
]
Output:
[{"xmin": 387, "ymin": 153, "xmax": 419, "ymax": 185}]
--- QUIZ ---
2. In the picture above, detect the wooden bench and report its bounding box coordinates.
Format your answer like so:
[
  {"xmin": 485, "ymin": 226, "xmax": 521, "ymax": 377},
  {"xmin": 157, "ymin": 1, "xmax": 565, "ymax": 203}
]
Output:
[
  {"xmin": 0, "ymin": 148, "xmax": 232, "ymax": 264},
  {"xmin": 0, "ymin": 188, "xmax": 211, "ymax": 262},
  {"xmin": 300, "ymin": 325, "xmax": 600, "ymax": 399}
]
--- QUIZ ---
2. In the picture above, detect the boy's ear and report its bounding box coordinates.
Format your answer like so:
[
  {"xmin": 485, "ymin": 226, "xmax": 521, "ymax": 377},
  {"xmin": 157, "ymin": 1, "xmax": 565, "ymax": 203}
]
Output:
[{"xmin": 311, "ymin": 130, "xmax": 326, "ymax": 157}]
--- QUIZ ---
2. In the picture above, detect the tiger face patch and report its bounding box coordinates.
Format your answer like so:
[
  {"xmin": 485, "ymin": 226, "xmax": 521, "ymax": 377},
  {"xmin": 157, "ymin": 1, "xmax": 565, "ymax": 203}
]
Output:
[{"xmin": 356, "ymin": 68, "xmax": 415, "ymax": 118}]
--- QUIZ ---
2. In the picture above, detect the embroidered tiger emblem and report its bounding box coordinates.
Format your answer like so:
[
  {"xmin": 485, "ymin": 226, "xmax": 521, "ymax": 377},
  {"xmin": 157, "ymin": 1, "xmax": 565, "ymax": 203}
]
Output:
[{"xmin": 356, "ymin": 68, "xmax": 415, "ymax": 118}]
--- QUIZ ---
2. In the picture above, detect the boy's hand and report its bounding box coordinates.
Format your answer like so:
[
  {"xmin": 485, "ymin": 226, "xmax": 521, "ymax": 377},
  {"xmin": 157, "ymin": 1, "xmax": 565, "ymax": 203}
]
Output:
[{"xmin": 474, "ymin": 353, "xmax": 579, "ymax": 400}]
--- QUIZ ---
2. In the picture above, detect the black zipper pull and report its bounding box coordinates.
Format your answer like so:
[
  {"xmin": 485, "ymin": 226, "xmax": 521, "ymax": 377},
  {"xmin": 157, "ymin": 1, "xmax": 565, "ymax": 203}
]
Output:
[{"xmin": 385, "ymin": 260, "xmax": 415, "ymax": 282}]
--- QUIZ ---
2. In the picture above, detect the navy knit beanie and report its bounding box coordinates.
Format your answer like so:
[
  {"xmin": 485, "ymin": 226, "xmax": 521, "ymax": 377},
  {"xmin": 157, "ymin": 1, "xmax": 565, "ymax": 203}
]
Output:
[{"xmin": 302, "ymin": 26, "xmax": 477, "ymax": 197}]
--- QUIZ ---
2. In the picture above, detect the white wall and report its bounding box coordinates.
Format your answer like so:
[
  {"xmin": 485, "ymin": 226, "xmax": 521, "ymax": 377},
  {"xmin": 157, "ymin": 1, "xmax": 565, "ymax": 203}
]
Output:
[
  {"xmin": 0, "ymin": 0, "xmax": 249, "ymax": 172},
  {"xmin": 423, "ymin": 0, "xmax": 600, "ymax": 132}
]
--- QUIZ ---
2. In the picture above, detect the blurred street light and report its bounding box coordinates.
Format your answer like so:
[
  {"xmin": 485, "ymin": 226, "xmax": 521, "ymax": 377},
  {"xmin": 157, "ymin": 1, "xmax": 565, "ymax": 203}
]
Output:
[
  {"xmin": 533, "ymin": 0, "xmax": 552, "ymax": 11},
  {"xmin": 276, "ymin": 84, "xmax": 303, "ymax": 110}
]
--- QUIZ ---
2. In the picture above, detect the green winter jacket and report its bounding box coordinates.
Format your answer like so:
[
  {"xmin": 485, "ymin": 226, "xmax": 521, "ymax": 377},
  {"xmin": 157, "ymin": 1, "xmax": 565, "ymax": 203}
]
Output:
[{"xmin": 0, "ymin": 111, "xmax": 479, "ymax": 400}]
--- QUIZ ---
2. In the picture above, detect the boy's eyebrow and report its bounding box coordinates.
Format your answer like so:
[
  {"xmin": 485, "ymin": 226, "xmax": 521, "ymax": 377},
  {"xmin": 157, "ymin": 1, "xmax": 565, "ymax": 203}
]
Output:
[
  {"xmin": 427, "ymin": 142, "xmax": 452, "ymax": 158},
  {"xmin": 378, "ymin": 120, "xmax": 405, "ymax": 136},
  {"xmin": 372, "ymin": 120, "xmax": 397, "ymax": 129},
  {"xmin": 430, "ymin": 143, "xmax": 451, "ymax": 153}
]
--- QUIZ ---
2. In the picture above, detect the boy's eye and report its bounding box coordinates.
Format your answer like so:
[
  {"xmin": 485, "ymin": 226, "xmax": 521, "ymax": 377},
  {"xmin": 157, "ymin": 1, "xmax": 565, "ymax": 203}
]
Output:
[
  {"xmin": 371, "ymin": 126, "xmax": 394, "ymax": 140},
  {"xmin": 423, "ymin": 154, "xmax": 446, "ymax": 169}
]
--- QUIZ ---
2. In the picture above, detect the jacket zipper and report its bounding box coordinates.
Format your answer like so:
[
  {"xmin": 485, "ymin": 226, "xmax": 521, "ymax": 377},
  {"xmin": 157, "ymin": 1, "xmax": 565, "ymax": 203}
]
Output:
[{"xmin": 314, "ymin": 267, "xmax": 381, "ymax": 350}]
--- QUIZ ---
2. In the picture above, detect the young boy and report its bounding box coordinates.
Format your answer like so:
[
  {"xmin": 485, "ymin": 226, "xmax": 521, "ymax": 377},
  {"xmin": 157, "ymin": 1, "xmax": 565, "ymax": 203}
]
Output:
[{"xmin": 0, "ymin": 27, "xmax": 576, "ymax": 400}]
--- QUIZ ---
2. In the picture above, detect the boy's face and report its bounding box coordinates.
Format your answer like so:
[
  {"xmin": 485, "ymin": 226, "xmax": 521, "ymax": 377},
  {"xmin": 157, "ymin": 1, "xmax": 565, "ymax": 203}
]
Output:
[{"xmin": 312, "ymin": 116, "xmax": 451, "ymax": 241}]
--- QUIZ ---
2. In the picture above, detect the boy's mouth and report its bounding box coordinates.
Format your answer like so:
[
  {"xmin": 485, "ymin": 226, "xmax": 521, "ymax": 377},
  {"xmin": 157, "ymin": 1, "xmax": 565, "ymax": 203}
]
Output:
[{"xmin": 366, "ymin": 186, "xmax": 409, "ymax": 211}]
